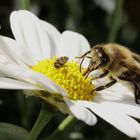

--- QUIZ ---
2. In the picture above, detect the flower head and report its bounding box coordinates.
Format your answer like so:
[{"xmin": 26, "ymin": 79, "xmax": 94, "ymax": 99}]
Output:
[{"xmin": 1, "ymin": 10, "xmax": 140, "ymax": 139}]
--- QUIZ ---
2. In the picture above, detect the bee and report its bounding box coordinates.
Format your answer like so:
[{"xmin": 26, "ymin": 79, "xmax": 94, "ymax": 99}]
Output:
[
  {"xmin": 54, "ymin": 56, "xmax": 69, "ymax": 69},
  {"xmin": 78, "ymin": 44, "xmax": 140, "ymax": 104}
]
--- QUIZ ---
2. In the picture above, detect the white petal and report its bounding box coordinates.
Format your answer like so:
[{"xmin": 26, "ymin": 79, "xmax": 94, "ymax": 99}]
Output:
[
  {"xmin": 40, "ymin": 20, "xmax": 61, "ymax": 56},
  {"xmin": 10, "ymin": 10, "xmax": 51, "ymax": 60},
  {"xmin": 0, "ymin": 60, "xmax": 66, "ymax": 95},
  {"xmin": 78, "ymin": 101, "xmax": 140, "ymax": 139},
  {"xmin": 30, "ymin": 71, "xmax": 67, "ymax": 96},
  {"xmin": 0, "ymin": 77, "xmax": 42, "ymax": 90},
  {"xmin": 99, "ymin": 102, "xmax": 140, "ymax": 120},
  {"xmin": 0, "ymin": 36, "xmax": 35, "ymax": 66},
  {"xmin": 0, "ymin": 57, "xmax": 67, "ymax": 96},
  {"xmin": 0, "ymin": 63, "xmax": 34, "ymax": 83},
  {"xmin": 96, "ymin": 82, "xmax": 134, "ymax": 102},
  {"xmin": 64, "ymin": 98, "xmax": 97, "ymax": 125},
  {"xmin": 57, "ymin": 31, "xmax": 90, "ymax": 59},
  {"xmin": 0, "ymin": 51, "xmax": 12, "ymax": 65}
]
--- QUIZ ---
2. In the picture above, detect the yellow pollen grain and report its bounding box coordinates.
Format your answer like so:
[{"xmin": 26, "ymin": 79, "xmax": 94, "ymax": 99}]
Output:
[{"xmin": 32, "ymin": 56, "xmax": 96, "ymax": 101}]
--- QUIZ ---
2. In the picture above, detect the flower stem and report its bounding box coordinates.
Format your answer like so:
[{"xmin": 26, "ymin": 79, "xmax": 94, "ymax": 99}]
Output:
[
  {"xmin": 107, "ymin": 0, "xmax": 124, "ymax": 42},
  {"xmin": 21, "ymin": 0, "xmax": 31, "ymax": 10},
  {"xmin": 47, "ymin": 115, "xmax": 76, "ymax": 140},
  {"xmin": 17, "ymin": 93, "xmax": 33, "ymax": 129},
  {"xmin": 27, "ymin": 103, "xmax": 55, "ymax": 140}
]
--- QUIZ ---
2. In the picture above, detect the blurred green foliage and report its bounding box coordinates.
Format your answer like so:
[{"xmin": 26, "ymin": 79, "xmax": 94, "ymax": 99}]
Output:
[{"xmin": 0, "ymin": 0, "xmax": 139, "ymax": 139}]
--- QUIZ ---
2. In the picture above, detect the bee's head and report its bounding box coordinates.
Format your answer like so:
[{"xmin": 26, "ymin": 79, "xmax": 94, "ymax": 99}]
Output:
[{"xmin": 91, "ymin": 44, "xmax": 110, "ymax": 68}]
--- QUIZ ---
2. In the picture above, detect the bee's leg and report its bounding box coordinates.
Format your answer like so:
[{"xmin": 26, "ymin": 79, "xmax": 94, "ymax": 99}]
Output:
[
  {"xmin": 83, "ymin": 61, "xmax": 108, "ymax": 79},
  {"xmin": 119, "ymin": 71, "xmax": 140, "ymax": 104},
  {"xmin": 133, "ymin": 81, "xmax": 140, "ymax": 104},
  {"xmin": 83, "ymin": 60, "xmax": 104, "ymax": 79},
  {"xmin": 92, "ymin": 76, "xmax": 117, "ymax": 91},
  {"xmin": 79, "ymin": 56, "xmax": 93, "ymax": 72},
  {"xmin": 92, "ymin": 69, "xmax": 109, "ymax": 80},
  {"xmin": 83, "ymin": 68, "xmax": 92, "ymax": 79},
  {"xmin": 134, "ymin": 83, "xmax": 140, "ymax": 104}
]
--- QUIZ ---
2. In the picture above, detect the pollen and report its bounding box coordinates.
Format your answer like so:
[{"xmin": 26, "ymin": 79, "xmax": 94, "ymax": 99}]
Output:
[{"xmin": 32, "ymin": 56, "xmax": 96, "ymax": 101}]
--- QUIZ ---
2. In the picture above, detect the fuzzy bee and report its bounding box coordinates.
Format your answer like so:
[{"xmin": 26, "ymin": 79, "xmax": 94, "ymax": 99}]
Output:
[
  {"xmin": 54, "ymin": 56, "xmax": 69, "ymax": 69},
  {"xmin": 78, "ymin": 44, "xmax": 140, "ymax": 104}
]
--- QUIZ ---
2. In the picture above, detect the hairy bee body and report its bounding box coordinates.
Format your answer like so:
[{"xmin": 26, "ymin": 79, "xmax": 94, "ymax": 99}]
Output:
[
  {"xmin": 103, "ymin": 44, "xmax": 140, "ymax": 76},
  {"xmin": 79, "ymin": 43, "xmax": 140, "ymax": 104}
]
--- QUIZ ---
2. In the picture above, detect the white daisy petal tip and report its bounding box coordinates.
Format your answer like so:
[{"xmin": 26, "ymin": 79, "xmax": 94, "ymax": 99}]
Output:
[
  {"xmin": 10, "ymin": 9, "xmax": 53, "ymax": 60},
  {"xmin": 77, "ymin": 100, "xmax": 140, "ymax": 139}
]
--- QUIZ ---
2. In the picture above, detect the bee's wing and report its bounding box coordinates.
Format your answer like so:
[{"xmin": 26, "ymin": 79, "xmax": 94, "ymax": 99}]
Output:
[{"xmin": 132, "ymin": 52, "xmax": 140, "ymax": 62}]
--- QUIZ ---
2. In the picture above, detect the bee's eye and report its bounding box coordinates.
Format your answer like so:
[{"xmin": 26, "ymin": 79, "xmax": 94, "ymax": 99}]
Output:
[
  {"xmin": 103, "ymin": 57, "xmax": 107, "ymax": 62},
  {"xmin": 101, "ymin": 55, "xmax": 109, "ymax": 65}
]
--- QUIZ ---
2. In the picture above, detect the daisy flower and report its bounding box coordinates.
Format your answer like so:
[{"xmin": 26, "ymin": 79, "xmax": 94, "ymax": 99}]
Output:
[{"xmin": 0, "ymin": 10, "xmax": 140, "ymax": 139}]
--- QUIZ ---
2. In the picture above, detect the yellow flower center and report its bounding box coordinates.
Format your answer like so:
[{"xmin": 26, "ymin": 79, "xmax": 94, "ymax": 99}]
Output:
[{"xmin": 32, "ymin": 56, "xmax": 96, "ymax": 101}]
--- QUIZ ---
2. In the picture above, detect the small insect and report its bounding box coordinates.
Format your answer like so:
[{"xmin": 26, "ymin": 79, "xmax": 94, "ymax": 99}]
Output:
[
  {"xmin": 54, "ymin": 56, "xmax": 69, "ymax": 69},
  {"xmin": 78, "ymin": 43, "xmax": 140, "ymax": 104}
]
